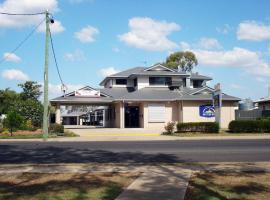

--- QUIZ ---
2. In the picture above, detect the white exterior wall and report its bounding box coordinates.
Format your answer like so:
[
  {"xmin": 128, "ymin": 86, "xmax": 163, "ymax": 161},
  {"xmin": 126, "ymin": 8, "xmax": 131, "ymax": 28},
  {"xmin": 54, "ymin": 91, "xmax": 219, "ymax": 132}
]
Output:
[
  {"xmin": 182, "ymin": 101, "xmax": 237, "ymax": 128},
  {"xmin": 142, "ymin": 102, "xmax": 179, "ymax": 130},
  {"xmin": 137, "ymin": 76, "xmax": 149, "ymax": 89}
]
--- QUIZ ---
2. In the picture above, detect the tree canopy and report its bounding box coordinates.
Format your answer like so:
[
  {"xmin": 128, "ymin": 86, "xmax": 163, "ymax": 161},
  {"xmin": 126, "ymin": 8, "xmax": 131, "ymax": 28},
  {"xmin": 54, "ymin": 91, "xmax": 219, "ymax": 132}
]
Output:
[
  {"xmin": 18, "ymin": 81, "xmax": 42, "ymax": 101},
  {"xmin": 164, "ymin": 51, "xmax": 198, "ymax": 72}
]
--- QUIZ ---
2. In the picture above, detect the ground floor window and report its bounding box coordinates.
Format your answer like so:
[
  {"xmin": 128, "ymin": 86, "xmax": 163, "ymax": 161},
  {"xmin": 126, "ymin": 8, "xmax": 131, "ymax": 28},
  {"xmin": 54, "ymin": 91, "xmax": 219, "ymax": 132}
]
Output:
[{"xmin": 148, "ymin": 103, "xmax": 165, "ymax": 122}]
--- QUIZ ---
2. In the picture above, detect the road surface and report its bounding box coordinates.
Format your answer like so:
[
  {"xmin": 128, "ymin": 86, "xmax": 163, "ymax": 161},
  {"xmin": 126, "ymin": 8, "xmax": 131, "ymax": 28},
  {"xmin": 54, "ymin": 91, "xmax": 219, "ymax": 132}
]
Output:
[{"xmin": 0, "ymin": 139, "xmax": 269, "ymax": 164}]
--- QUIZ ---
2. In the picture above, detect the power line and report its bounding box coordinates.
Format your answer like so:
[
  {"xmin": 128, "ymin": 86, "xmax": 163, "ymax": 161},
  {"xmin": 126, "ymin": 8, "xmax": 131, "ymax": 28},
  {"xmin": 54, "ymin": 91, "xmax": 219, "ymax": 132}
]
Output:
[
  {"xmin": 0, "ymin": 11, "xmax": 45, "ymax": 16},
  {"xmin": 49, "ymin": 28, "xmax": 65, "ymax": 86},
  {"xmin": 0, "ymin": 18, "xmax": 46, "ymax": 65}
]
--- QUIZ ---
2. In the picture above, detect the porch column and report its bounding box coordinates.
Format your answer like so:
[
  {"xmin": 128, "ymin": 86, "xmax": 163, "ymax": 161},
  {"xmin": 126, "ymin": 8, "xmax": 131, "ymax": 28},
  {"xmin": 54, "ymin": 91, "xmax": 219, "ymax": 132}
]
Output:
[
  {"xmin": 178, "ymin": 101, "xmax": 183, "ymax": 123},
  {"xmin": 120, "ymin": 102, "xmax": 125, "ymax": 128},
  {"xmin": 55, "ymin": 104, "xmax": 61, "ymax": 124}
]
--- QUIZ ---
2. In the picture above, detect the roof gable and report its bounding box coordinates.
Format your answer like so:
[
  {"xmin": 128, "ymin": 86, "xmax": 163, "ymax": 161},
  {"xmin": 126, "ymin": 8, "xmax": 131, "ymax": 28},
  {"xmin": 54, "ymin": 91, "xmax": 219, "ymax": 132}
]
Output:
[
  {"xmin": 65, "ymin": 86, "xmax": 110, "ymax": 97},
  {"xmin": 144, "ymin": 64, "xmax": 176, "ymax": 72}
]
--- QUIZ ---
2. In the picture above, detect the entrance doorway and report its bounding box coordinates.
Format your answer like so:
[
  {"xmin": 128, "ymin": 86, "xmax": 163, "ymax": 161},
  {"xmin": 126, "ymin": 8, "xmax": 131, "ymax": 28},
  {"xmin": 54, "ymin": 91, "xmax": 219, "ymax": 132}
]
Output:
[{"xmin": 125, "ymin": 106, "xmax": 140, "ymax": 128}]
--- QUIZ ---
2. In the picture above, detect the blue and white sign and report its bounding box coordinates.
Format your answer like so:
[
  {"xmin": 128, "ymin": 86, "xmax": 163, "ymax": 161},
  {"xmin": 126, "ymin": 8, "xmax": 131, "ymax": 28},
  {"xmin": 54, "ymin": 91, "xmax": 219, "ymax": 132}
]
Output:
[{"xmin": 199, "ymin": 105, "xmax": 215, "ymax": 118}]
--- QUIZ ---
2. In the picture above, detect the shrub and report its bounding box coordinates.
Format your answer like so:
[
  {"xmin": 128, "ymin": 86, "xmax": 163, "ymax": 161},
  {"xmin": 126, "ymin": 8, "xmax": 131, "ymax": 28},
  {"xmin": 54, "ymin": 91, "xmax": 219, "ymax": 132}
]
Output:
[
  {"xmin": 176, "ymin": 122, "xmax": 219, "ymax": 133},
  {"xmin": 3, "ymin": 111, "xmax": 24, "ymax": 136},
  {"xmin": 164, "ymin": 121, "xmax": 176, "ymax": 135},
  {"xmin": 229, "ymin": 120, "xmax": 270, "ymax": 133},
  {"xmin": 50, "ymin": 123, "xmax": 64, "ymax": 135}
]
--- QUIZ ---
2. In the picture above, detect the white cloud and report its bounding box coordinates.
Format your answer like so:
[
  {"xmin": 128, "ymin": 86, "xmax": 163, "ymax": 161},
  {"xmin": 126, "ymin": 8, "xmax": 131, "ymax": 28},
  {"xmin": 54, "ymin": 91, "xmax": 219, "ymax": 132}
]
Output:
[
  {"xmin": 119, "ymin": 17, "xmax": 180, "ymax": 51},
  {"xmin": 3, "ymin": 52, "xmax": 21, "ymax": 63},
  {"xmin": 216, "ymin": 24, "xmax": 231, "ymax": 34},
  {"xmin": 37, "ymin": 20, "xmax": 65, "ymax": 34},
  {"xmin": 1, "ymin": 69, "xmax": 29, "ymax": 81},
  {"xmin": 74, "ymin": 25, "xmax": 99, "ymax": 43},
  {"xmin": 179, "ymin": 41, "xmax": 191, "ymax": 50},
  {"xmin": 193, "ymin": 47, "xmax": 270, "ymax": 77},
  {"xmin": 64, "ymin": 49, "xmax": 86, "ymax": 62},
  {"xmin": 237, "ymin": 21, "xmax": 270, "ymax": 41},
  {"xmin": 99, "ymin": 67, "xmax": 119, "ymax": 77},
  {"xmin": 197, "ymin": 37, "xmax": 222, "ymax": 50},
  {"xmin": 48, "ymin": 83, "xmax": 84, "ymax": 95},
  {"xmin": 0, "ymin": 0, "xmax": 59, "ymax": 28}
]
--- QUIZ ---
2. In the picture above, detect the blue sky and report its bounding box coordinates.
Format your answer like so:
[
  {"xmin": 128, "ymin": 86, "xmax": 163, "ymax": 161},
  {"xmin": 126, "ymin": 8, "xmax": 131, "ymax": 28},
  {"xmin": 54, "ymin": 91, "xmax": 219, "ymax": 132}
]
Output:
[{"xmin": 0, "ymin": 0, "xmax": 270, "ymax": 100}]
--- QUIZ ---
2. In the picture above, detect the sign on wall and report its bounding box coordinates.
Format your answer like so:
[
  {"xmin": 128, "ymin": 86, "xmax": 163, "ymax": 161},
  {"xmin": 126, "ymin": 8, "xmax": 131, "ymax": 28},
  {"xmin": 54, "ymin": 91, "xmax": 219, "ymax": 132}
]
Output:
[
  {"xmin": 199, "ymin": 105, "xmax": 215, "ymax": 118},
  {"xmin": 75, "ymin": 89, "xmax": 100, "ymax": 97}
]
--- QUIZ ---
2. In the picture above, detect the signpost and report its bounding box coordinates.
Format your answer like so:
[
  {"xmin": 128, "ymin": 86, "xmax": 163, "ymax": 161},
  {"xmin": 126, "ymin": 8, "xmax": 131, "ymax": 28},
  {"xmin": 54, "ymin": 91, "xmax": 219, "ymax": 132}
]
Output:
[{"xmin": 213, "ymin": 83, "xmax": 222, "ymax": 125}]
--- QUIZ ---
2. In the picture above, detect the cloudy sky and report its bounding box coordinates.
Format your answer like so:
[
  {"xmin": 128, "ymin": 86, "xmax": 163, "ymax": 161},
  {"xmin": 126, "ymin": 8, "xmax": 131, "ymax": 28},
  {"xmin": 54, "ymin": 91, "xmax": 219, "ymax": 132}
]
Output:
[{"xmin": 0, "ymin": 0, "xmax": 270, "ymax": 100}]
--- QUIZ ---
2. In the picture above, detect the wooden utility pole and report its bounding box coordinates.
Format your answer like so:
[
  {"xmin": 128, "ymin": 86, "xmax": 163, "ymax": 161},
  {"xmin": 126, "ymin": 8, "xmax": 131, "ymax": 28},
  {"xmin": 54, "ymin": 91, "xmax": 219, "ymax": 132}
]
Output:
[{"xmin": 43, "ymin": 10, "xmax": 50, "ymax": 140}]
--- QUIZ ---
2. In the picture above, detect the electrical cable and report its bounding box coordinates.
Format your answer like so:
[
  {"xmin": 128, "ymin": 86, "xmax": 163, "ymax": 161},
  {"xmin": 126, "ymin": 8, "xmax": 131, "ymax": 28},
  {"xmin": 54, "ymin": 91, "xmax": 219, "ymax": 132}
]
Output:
[
  {"xmin": 0, "ymin": 11, "xmax": 45, "ymax": 16},
  {"xmin": 49, "ymin": 27, "xmax": 65, "ymax": 87},
  {"xmin": 0, "ymin": 18, "xmax": 46, "ymax": 65}
]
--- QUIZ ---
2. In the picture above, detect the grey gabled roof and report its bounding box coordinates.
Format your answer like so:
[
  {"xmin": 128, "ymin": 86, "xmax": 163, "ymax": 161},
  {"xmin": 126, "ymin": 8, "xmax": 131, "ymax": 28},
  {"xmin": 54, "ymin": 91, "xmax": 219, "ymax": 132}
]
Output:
[
  {"xmin": 255, "ymin": 97, "xmax": 270, "ymax": 103},
  {"xmin": 191, "ymin": 73, "xmax": 212, "ymax": 80},
  {"xmin": 113, "ymin": 87, "xmax": 240, "ymax": 102},
  {"xmin": 100, "ymin": 65, "xmax": 212, "ymax": 85}
]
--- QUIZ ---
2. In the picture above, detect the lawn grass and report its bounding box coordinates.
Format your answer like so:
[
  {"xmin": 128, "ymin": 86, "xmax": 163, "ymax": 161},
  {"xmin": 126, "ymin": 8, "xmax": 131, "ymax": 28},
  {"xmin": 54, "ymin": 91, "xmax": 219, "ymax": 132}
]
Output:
[
  {"xmin": 0, "ymin": 172, "xmax": 137, "ymax": 200},
  {"xmin": 185, "ymin": 171, "xmax": 270, "ymax": 200}
]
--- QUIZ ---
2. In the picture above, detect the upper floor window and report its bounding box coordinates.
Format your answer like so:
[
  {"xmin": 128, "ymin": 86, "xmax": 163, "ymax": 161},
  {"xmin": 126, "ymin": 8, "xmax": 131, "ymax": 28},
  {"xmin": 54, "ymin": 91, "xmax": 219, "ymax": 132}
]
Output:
[
  {"xmin": 149, "ymin": 77, "xmax": 171, "ymax": 86},
  {"xmin": 134, "ymin": 78, "xmax": 137, "ymax": 87},
  {"xmin": 115, "ymin": 79, "xmax": 127, "ymax": 85},
  {"xmin": 193, "ymin": 80, "xmax": 203, "ymax": 88}
]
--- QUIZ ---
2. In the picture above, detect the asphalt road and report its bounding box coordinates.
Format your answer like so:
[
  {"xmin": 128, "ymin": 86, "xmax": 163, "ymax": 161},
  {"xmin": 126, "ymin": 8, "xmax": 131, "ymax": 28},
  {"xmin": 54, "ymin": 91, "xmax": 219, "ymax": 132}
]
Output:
[{"xmin": 0, "ymin": 139, "xmax": 270, "ymax": 164}]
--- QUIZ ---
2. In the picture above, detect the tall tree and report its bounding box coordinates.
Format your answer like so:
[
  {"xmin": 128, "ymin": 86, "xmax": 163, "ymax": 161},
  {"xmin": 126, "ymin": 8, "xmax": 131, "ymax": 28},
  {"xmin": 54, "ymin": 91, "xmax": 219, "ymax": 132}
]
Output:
[
  {"xmin": 18, "ymin": 81, "xmax": 42, "ymax": 101},
  {"xmin": 164, "ymin": 51, "xmax": 198, "ymax": 72},
  {"xmin": 0, "ymin": 88, "xmax": 19, "ymax": 114}
]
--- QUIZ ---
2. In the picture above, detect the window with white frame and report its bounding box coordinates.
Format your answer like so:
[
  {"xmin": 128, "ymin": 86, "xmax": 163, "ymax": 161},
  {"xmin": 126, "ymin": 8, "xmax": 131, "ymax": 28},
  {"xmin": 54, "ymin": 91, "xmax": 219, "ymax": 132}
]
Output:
[{"xmin": 148, "ymin": 104, "xmax": 165, "ymax": 122}]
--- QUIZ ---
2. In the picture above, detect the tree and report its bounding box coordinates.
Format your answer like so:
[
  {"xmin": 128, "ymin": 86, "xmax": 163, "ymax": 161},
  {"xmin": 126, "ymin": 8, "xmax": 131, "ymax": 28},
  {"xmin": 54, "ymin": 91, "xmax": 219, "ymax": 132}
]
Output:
[
  {"xmin": 164, "ymin": 51, "xmax": 198, "ymax": 72},
  {"xmin": 0, "ymin": 88, "xmax": 19, "ymax": 114},
  {"xmin": 4, "ymin": 110, "xmax": 24, "ymax": 136},
  {"xmin": 18, "ymin": 81, "xmax": 42, "ymax": 101},
  {"xmin": 14, "ymin": 99, "xmax": 43, "ymax": 127}
]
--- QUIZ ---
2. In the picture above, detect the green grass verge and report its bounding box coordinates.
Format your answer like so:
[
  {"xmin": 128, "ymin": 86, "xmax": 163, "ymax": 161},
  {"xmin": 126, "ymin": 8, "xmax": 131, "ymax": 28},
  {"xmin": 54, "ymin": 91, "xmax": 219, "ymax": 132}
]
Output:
[
  {"xmin": 185, "ymin": 172, "xmax": 270, "ymax": 200},
  {"xmin": 0, "ymin": 172, "xmax": 135, "ymax": 200}
]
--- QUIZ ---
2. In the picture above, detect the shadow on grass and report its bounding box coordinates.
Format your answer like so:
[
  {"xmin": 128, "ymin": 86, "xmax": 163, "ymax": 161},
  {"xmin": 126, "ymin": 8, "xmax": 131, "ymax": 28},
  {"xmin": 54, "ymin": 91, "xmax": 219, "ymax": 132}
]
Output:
[
  {"xmin": 0, "ymin": 173, "xmax": 126, "ymax": 200},
  {"xmin": 185, "ymin": 171, "xmax": 270, "ymax": 200}
]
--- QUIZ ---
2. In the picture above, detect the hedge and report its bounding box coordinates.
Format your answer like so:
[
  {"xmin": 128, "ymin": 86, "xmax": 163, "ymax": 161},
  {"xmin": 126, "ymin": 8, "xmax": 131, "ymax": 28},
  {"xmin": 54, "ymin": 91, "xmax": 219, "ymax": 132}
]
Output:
[
  {"xmin": 49, "ymin": 123, "xmax": 64, "ymax": 135},
  {"xmin": 176, "ymin": 122, "xmax": 219, "ymax": 133},
  {"xmin": 229, "ymin": 120, "xmax": 270, "ymax": 133}
]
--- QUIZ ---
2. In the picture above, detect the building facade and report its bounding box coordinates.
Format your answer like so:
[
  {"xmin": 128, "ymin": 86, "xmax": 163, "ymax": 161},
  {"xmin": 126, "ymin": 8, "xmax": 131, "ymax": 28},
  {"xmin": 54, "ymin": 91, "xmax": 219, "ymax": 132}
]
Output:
[{"xmin": 50, "ymin": 64, "xmax": 240, "ymax": 129}]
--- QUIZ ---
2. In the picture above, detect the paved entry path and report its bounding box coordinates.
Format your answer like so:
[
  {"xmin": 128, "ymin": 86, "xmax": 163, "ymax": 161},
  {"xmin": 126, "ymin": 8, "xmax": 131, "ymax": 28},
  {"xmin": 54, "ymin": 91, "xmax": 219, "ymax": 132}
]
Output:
[{"xmin": 115, "ymin": 166, "xmax": 192, "ymax": 200}]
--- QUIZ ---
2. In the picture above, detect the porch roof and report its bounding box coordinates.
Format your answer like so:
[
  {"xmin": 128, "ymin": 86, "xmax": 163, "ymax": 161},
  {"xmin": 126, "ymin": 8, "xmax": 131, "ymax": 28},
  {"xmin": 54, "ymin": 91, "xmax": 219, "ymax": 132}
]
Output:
[{"xmin": 50, "ymin": 96, "xmax": 114, "ymax": 105}]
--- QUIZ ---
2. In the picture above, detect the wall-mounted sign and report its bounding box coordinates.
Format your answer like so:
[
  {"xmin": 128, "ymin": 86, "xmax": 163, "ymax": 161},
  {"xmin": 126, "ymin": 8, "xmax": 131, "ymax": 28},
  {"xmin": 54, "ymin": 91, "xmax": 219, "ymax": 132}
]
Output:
[
  {"xmin": 199, "ymin": 105, "xmax": 215, "ymax": 118},
  {"xmin": 75, "ymin": 89, "xmax": 100, "ymax": 97}
]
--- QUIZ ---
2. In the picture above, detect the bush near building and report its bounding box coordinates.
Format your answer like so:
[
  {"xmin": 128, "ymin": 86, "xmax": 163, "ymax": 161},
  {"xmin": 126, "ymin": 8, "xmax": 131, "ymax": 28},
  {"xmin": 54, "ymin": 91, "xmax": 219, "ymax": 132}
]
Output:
[
  {"xmin": 49, "ymin": 123, "xmax": 64, "ymax": 135},
  {"xmin": 229, "ymin": 119, "xmax": 270, "ymax": 133},
  {"xmin": 164, "ymin": 121, "xmax": 176, "ymax": 135},
  {"xmin": 176, "ymin": 122, "xmax": 220, "ymax": 133}
]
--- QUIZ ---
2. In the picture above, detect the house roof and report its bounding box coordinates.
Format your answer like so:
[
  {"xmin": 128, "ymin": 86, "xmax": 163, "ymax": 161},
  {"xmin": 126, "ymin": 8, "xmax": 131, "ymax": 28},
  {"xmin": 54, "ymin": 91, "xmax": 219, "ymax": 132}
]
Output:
[
  {"xmin": 255, "ymin": 97, "xmax": 270, "ymax": 103},
  {"xmin": 99, "ymin": 65, "xmax": 212, "ymax": 85},
  {"xmin": 50, "ymin": 85, "xmax": 240, "ymax": 105},
  {"xmin": 113, "ymin": 87, "xmax": 240, "ymax": 102}
]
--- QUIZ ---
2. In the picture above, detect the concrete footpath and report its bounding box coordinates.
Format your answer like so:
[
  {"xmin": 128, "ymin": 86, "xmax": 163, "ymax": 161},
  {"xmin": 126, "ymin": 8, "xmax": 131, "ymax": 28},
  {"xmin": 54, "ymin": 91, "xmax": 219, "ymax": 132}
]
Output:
[{"xmin": 1, "ymin": 162, "xmax": 270, "ymax": 200}]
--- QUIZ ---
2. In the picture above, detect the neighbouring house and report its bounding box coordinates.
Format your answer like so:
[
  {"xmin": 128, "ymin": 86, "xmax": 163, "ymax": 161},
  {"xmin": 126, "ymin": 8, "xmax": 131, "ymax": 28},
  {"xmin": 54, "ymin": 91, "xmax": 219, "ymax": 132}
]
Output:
[
  {"xmin": 255, "ymin": 87, "xmax": 270, "ymax": 111},
  {"xmin": 50, "ymin": 64, "xmax": 240, "ymax": 129}
]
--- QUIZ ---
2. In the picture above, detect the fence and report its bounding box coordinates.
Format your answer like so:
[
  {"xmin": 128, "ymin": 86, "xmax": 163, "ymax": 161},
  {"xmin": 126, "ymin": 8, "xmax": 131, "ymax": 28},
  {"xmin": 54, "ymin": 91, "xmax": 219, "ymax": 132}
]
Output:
[{"xmin": 235, "ymin": 109, "xmax": 270, "ymax": 120}]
